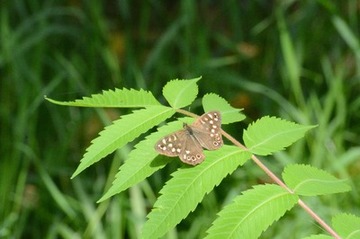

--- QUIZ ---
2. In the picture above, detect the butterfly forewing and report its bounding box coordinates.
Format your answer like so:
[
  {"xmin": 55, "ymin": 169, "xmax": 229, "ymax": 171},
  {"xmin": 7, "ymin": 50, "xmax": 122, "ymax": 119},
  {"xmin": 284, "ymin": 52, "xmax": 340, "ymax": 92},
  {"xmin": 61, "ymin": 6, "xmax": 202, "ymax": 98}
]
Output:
[
  {"xmin": 190, "ymin": 111, "xmax": 223, "ymax": 150},
  {"xmin": 155, "ymin": 130, "xmax": 185, "ymax": 157},
  {"xmin": 155, "ymin": 111, "xmax": 223, "ymax": 165}
]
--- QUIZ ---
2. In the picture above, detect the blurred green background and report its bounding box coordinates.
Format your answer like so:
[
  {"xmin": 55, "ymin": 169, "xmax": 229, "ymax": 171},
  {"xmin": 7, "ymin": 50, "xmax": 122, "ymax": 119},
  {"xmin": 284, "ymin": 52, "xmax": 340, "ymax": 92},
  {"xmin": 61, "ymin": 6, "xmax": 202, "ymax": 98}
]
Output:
[{"xmin": 1, "ymin": 1, "xmax": 359, "ymax": 238}]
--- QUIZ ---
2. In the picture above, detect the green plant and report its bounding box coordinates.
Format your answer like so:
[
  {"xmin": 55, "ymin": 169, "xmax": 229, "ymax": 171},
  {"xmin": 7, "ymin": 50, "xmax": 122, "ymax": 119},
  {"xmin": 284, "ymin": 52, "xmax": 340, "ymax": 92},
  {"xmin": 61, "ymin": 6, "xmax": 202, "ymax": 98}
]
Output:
[{"xmin": 46, "ymin": 78, "xmax": 357, "ymax": 239}]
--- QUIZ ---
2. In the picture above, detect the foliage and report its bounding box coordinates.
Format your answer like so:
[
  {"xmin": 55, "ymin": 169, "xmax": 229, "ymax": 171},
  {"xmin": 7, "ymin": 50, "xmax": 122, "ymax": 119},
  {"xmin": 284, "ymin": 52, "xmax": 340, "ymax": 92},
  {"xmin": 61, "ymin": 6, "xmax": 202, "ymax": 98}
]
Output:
[
  {"xmin": 2, "ymin": 1, "xmax": 360, "ymax": 238},
  {"xmin": 205, "ymin": 184, "xmax": 299, "ymax": 239},
  {"xmin": 47, "ymin": 79, "xmax": 353, "ymax": 239}
]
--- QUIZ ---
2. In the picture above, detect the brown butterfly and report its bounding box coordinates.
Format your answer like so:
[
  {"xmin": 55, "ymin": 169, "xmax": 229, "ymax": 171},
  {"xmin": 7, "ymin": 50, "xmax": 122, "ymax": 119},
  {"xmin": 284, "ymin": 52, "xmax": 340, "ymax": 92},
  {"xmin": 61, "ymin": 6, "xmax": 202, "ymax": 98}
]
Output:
[{"xmin": 154, "ymin": 111, "xmax": 223, "ymax": 165}]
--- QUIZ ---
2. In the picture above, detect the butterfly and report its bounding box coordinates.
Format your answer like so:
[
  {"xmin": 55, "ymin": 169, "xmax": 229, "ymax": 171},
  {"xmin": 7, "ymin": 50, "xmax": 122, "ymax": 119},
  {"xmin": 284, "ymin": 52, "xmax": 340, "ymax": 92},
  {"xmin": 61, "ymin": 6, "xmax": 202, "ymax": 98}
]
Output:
[{"xmin": 154, "ymin": 111, "xmax": 223, "ymax": 165}]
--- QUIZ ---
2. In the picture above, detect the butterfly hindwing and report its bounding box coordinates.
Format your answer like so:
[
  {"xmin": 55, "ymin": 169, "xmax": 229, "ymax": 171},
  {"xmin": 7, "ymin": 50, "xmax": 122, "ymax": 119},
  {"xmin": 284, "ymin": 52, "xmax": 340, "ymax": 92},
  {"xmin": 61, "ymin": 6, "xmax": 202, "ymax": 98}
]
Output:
[{"xmin": 179, "ymin": 132, "xmax": 205, "ymax": 165}]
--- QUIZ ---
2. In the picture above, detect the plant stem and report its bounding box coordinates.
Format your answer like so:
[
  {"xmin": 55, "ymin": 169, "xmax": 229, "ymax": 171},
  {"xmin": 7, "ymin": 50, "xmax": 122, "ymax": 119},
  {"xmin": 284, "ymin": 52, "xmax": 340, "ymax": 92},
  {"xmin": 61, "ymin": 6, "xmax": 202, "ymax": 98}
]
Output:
[
  {"xmin": 297, "ymin": 200, "xmax": 341, "ymax": 239},
  {"xmin": 220, "ymin": 128, "xmax": 341, "ymax": 238},
  {"xmin": 180, "ymin": 110, "xmax": 340, "ymax": 238}
]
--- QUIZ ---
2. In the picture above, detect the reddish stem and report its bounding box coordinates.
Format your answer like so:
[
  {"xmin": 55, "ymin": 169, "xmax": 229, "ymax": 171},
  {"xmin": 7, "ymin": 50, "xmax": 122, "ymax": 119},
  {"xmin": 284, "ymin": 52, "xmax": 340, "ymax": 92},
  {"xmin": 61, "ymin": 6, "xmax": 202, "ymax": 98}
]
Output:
[
  {"xmin": 177, "ymin": 110, "xmax": 340, "ymax": 238},
  {"xmin": 221, "ymin": 128, "xmax": 340, "ymax": 238}
]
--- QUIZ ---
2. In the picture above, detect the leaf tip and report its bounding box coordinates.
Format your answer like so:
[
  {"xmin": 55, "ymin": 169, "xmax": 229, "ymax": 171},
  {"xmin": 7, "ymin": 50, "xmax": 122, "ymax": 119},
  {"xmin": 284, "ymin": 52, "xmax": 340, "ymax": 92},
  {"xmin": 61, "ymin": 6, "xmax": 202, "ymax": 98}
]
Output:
[{"xmin": 71, "ymin": 167, "xmax": 82, "ymax": 179}]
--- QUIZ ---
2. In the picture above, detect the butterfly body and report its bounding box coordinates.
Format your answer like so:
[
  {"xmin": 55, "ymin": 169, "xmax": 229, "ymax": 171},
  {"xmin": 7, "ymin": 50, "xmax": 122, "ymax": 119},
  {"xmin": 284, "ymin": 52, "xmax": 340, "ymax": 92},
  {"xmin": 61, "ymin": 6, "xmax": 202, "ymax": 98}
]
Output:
[{"xmin": 155, "ymin": 111, "xmax": 223, "ymax": 165}]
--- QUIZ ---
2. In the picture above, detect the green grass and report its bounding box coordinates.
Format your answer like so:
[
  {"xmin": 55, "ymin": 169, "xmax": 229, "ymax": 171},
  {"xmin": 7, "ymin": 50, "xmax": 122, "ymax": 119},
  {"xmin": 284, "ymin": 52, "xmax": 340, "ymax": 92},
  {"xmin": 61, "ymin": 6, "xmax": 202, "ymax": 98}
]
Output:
[{"xmin": 1, "ymin": 1, "xmax": 359, "ymax": 238}]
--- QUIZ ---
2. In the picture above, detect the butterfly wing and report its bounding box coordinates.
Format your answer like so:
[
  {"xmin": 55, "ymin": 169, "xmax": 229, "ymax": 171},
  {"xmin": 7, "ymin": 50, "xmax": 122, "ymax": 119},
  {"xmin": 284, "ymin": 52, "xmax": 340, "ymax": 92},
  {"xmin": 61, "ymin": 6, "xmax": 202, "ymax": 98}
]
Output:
[
  {"xmin": 179, "ymin": 132, "xmax": 205, "ymax": 165},
  {"xmin": 154, "ymin": 111, "xmax": 222, "ymax": 165},
  {"xmin": 190, "ymin": 111, "xmax": 223, "ymax": 150},
  {"xmin": 154, "ymin": 130, "xmax": 186, "ymax": 157},
  {"xmin": 154, "ymin": 129, "xmax": 205, "ymax": 165}
]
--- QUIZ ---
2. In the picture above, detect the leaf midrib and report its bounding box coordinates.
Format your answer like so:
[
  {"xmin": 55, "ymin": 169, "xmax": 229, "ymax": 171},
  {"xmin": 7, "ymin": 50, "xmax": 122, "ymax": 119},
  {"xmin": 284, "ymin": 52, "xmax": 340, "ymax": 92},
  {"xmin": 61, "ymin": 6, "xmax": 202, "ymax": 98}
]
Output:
[
  {"xmin": 172, "ymin": 82, "xmax": 194, "ymax": 108},
  {"xmin": 248, "ymin": 127, "xmax": 304, "ymax": 150}
]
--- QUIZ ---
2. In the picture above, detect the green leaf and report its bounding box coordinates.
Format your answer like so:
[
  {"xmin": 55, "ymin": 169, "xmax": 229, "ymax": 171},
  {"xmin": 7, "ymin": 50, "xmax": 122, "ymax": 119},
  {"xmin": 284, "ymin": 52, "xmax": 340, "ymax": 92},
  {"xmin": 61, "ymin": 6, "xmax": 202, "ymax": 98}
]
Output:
[
  {"xmin": 141, "ymin": 146, "xmax": 251, "ymax": 239},
  {"xmin": 71, "ymin": 106, "xmax": 176, "ymax": 178},
  {"xmin": 202, "ymin": 93, "xmax": 245, "ymax": 124},
  {"xmin": 45, "ymin": 88, "xmax": 160, "ymax": 107},
  {"xmin": 98, "ymin": 117, "xmax": 195, "ymax": 202},
  {"xmin": 243, "ymin": 116, "xmax": 316, "ymax": 156},
  {"xmin": 332, "ymin": 213, "xmax": 360, "ymax": 238},
  {"xmin": 205, "ymin": 184, "xmax": 298, "ymax": 239},
  {"xmin": 162, "ymin": 77, "xmax": 201, "ymax": 108},
  {"xmin": 302, "ymin": 235, "xmax": 334, "ymax": 239},
  {"xmin": 282, "ymin": 164, "xmax": 351, "ymax": 196}
]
